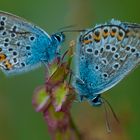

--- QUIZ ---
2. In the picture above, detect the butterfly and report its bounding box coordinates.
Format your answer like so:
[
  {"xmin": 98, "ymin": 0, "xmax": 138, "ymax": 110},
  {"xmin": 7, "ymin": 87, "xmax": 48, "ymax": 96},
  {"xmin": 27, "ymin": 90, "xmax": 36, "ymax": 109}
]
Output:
[
  {"xmin": 74, "ymin": 19, "xmax": 140, "ymax": 106},
  {"xmin": 0, "ymin": 11, "xmax": 65, "ymax": 75}
]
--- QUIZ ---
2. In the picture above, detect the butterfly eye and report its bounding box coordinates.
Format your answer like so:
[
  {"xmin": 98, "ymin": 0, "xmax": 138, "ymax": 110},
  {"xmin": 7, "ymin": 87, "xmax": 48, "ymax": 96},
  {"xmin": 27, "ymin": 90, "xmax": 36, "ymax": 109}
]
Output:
[
  {"xmin": 91, "ymin": 95, "xmax": 102, "ymax": 106},
  {"xmin": 55, "ymin": 35, "xmax": 61, "ymax": 42}
]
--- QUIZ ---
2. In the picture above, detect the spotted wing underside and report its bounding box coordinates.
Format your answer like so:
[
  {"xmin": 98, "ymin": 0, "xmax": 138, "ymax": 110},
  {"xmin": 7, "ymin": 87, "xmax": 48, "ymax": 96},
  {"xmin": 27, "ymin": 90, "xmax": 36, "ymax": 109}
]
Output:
[
  {"xmin": 0, "ymin": 11, "xmax": 51, "ymax": 75},
  {"xmin": 77, "ymin": 19, "xmax": 140, "ymax": 94}
]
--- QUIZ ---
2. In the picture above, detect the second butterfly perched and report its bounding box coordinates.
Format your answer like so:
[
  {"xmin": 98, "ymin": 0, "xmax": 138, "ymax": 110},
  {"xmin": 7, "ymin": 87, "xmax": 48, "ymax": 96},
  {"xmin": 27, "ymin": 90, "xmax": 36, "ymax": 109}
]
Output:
[
  {"xmin": 74, "ymin": 19, "xmax": 140, "ymax": 106},
  {"xmin": 0, "ymin": 11, "xmax": 65, "ymax": 75}
]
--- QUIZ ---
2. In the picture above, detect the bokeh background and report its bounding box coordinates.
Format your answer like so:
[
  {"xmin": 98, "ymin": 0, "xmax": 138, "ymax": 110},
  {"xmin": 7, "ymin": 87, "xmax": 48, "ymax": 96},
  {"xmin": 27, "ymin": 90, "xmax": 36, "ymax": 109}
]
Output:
[{"xmin": 0, "ymin": 0, "xmax": 140, "ymax": 140}]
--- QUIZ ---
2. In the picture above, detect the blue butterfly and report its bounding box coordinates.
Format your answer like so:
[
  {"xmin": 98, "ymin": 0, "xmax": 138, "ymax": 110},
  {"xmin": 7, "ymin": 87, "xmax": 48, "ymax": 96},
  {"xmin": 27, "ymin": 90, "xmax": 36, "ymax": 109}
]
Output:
[
  {"xmin": 0, "ymin": 11, "xmax": 65, "ymax": 75},
  {"xmin": 74, "ymin": 19, "xmax": 140, "ymax": 106}
]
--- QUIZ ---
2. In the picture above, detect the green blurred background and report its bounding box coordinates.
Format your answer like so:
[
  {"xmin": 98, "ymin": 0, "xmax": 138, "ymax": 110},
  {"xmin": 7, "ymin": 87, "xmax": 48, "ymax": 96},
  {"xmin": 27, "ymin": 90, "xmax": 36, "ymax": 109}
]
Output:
[{"xmin": 0, "ymin": 0, "xmax": 140, "ymax": 140}]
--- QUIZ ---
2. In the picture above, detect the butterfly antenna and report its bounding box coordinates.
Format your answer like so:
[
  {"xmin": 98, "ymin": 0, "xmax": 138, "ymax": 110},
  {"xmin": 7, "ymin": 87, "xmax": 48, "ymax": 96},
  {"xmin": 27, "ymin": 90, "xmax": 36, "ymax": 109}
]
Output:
[
  {"xmin": 61, "ymin": 29, "xmax": 86, "ymax": 33},
  {"xmin": 55, "ymin": 25, "xmax": 86, "ymax": 34},
  {"xmin": 102, "ymin": 97, "xmax": 120, "ymax": 124},
  {"xmin": 101, "ymin": 98, "xmax": 111, "ymax": 133},
  {"xmin": 57, "ymin": 24, "xmax": 78, "ymax": 32}
]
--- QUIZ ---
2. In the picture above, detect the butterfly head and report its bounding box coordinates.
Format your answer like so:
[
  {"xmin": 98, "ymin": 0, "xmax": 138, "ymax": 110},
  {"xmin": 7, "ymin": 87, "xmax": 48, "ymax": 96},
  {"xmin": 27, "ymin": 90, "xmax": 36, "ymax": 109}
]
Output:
[
  {"xmin": 90, "ymin": 95, "xmax": 102, "ymax": 106},
  {"xmin": 51, "ymin": 32, "xmax": 65, "ymax": 46}
]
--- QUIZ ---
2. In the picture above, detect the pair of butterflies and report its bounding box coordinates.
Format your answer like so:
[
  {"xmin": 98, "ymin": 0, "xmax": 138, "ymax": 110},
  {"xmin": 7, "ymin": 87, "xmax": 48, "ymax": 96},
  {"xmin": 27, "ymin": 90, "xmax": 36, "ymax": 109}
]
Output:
[{"xmin": 0, "ymin": 11, "xmax": 140, "ymax": 106}]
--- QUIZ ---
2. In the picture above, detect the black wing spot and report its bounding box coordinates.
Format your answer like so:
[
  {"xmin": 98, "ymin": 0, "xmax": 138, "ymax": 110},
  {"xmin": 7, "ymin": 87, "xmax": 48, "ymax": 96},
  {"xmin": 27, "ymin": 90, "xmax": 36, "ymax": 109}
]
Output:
[
  {"xmin": 11, "ymin": 33, "xmax": 16, "ymax": 38},
  {"xmin": 80, "ymin": 55, "xmax": 85, "ymax": 61},
  {"xmin": 113, "ymin": 63, "xmax": 120, "ymax": 69},
  {"xmin": 8, "ymin": 48, "xmax": 13, "ymax": 51},
  {"xmin": 13, "ymin": 58, "xmax": 17, "ymax": 63},
  {"xmin": 113, "ymin": 53, "xmax": 119, "ymax": 59},
  {"xmin": 131, "ymin": 48, "xmax": 136, "ymax": 53},
  {"xmin": 21, "ymin": 62, "xmax": 26, "ymax": 67},
  {"xmin": 94, "ymin": 49, "xmax": 99, "ymax": 56},
  {"xmin": 4, "ymin": 43, "xmax": 8, "ymax": 47},
  {"xmin": 100, "ymin": 48, "xmax": 104, "ymax": 54},
  {"xmin": 30, "ymin": 36, "xmax": 35, "ymax": 41},
  {"xmin": 102, "ymin": 73, "xmax": 108, "ymax": 78},
  {"xmin": 2, "ymin": 31, "xmax": 7, "ymax": 36},
  {"xmin": 1, "ymin": 16, "xmax": 7, "ymax": 21},
  {"xmin": 4, "ymin": 38, "xmax": 9, "ymax": 42},
  {"xmin": 126, "ymin": 46, "xmax": 130, "ymax": 51},
  {"xmin": 111, "ymin": 46, "xmax": 116, "ymax": 52},
  {"xmin": 17, "ymin": 42, "xmax": 21, "ymax": 47},
  {"xmin": 94, "ymin": 65, "xmax": 100, "ymax": 71},
  {"xmin": 13, "ymin": 51, "xmax": 17, "ymax": 56},
  {"xmin": 26, "ymin": 46, "xmax": 31, "ymax": 50},
  {"xmin": 0, "ymin": 26, "xmax": 4, "ymax": 30},
  {"xmin": 0, "ymin": 21, "xmax": 5, "ymax": 26},
  {"xmin": 86, "ymin": 48, "xmax": 93, "ymax": 53},
  {"xmin": 106, "ymin": 44, "xmax": 111, "ymax": 50}
]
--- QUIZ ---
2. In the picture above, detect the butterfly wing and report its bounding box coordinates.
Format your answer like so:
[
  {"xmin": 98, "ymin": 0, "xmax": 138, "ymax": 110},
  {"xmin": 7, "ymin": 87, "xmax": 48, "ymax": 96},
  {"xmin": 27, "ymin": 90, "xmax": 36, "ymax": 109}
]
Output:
[
  {"xmin": 75, "ymin": 19, "xmax": 140, "ymax": 97},
  {"xmin": 0, "ymin": 11, "xmax": 52, "ymax": 75}
]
